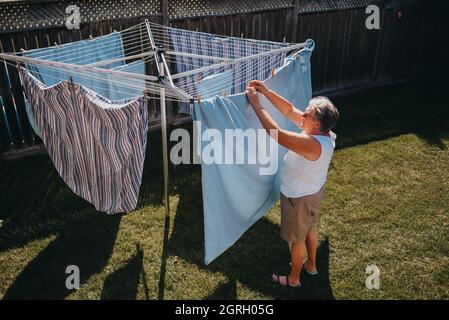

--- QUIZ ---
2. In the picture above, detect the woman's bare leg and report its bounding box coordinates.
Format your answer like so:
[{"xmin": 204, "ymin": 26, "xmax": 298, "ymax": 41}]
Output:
[
  {"xmin": 289, "ymin": 241, "xmax": 306, "ymax": 284},
  {"xmin": 272, "ymin": 241, "xmax": 305, "ymax": 286},
  {"xmin": 304, "ymin": 229, "xmax": 318, "ymax": 272}
]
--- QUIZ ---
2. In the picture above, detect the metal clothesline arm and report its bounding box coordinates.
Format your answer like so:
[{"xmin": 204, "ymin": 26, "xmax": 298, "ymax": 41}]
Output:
[
  {"xmin": 165, "ymin": 50, "xmax": 233, "ymax": 62},
  {"xmin": 0, "ymin": 52, "xmax": 160, "ymax": 82},
  {"xmin": 145, "ymin": 19, "xmax": 162, "ymax": 75}
]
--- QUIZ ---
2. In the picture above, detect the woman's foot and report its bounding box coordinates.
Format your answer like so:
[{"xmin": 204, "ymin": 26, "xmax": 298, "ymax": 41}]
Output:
[
  {"xmin": 272, "ymin": 274, "xmax": 301, "ymax": 288},
  {"xmin": 303, "ymin": 261, "xmax": 318, "ymax": 276},
  {"xmin": 289, "ymin": 261, "xmax": 318, "ymax": 275}
]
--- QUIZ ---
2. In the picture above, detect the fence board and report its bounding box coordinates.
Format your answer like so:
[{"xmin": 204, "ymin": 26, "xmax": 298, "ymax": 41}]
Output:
[{"xmin": 1, "ymin": 3, "xmax": 448, "ymax": 155}]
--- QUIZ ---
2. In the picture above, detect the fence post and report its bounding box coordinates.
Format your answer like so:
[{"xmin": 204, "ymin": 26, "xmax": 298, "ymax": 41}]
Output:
[
  {"xmin": 161, "ymin": 0, "xmax": 169, "ymax": 26},
  {"xmin": 292, "ymin": 0, "xmax": 300, "ymax": 42}
]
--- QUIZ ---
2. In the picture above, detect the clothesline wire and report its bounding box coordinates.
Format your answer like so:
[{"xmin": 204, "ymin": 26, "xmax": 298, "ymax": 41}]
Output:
[
  {"xmin": 163, "ymin": 55, "xmax": 229, "ymax": 70},
  {"xmin": 151, "ymin": 37, "xmax": 291, "ymax": 54},
  {"xmin": 176, "ymin": 59, "xmax": 283, "ymax": 96},
  {"xmin": 147, "ymin": 26, "xmax": 292, "ymax": 53},
  {"xmin": 13, "ymin": 62, "xmax": 144, "ymax": 99},
  {"xmin": 173, "ymin": 57, "xmax": 278, "ymax": 92},
  {"xmin": 169, "ymin": 43, "xmax": 306, "ymax": 98},
  {"xmin": 24, "ymin": 31, "xmax": 145, "ymax": 57},
  {"xmin": 2, "ymin": 45, "xmax": 175, "ymax": 83},
  {"xmin": 170, "ymin": 42, "xmax": 307, "ymax": 81},
  {"xmin": 24, "ymin": 33, "xmax": 288, "ymax": 64},
  {"xmin": 3, "ymin": 53, "xmax": 299, "ymax": 102},
  {"xmin": 22, "ymin": 21, "xmax": 147, "ymax": 54},
  {"xmin": 162, "ymin": 52, "xmax": 285, "ymax": 71},
  {"xmin": 14, "ymin": 61, "xmax": 185, "ymax": 100},
  {"xmin": 30, "ymin": 39, "xmax": 294, "ymax": 88},
  {"xmin": 15, "ymin": 22, "xmax": 295, "ymax": 67},
  {"xmin": 22, "ymin": 36, "xmax": 152, "ymax": 63},
  {"xmin": 1, "ymin": 21, "xmax": 307, "ymax": 103},
  {"xmin": 163, "ymin": 43, "xmax": 296, "ymax": 67},
  {"xmin": 17, "ymin": 33, "xmax": 258, "ymax": 71},
  {"xmin": 19, "ymin": 28, "xmax": 149, "ymax": 62},
  {"xmin": 16, "ymin": 32, "xmax": 293, "ymax": 72},
  {"xmin": 163, "ymin": 47, "xmax": 282, "ymax": 64},
  {"xmin": 24, "ymin": 71, "xmax": 183, "ymax": 102},
  {"xmin": 153, "ymin": 38, "xmax": 289, "ymax": 56},
  {"xmin": 174, "ymin": 53, "xmax": 286, "ymax": 97},
  {"xmin": 26, "ymin": 53, "xmax": 287, "ymax": 103},
  {"xmin": 149, "ymin": 22, "xmax": 292, "ymax": 47}
]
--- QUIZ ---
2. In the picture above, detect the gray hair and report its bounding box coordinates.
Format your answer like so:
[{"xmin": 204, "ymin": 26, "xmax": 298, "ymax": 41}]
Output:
[{"xmin": 308, "ymin": 96, "xmax": 339, "ymax": 132}]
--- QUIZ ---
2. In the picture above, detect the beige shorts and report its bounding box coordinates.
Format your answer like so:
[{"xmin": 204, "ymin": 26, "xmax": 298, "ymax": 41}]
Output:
[{"xmin": 280, "ymin": 187, "xmax": 325, "ymax": 244}]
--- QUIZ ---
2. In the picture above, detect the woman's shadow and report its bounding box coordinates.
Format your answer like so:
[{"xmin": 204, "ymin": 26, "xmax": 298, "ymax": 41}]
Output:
[{"xmin": 161, "ymin": 161, "xmax": 335, "ymax": 300}]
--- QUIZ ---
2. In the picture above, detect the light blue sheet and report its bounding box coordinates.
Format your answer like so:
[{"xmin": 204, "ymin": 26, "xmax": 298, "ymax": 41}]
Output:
[
  {"xmin": 103, "ymin": 60, "xmax": 146, "ymax": 101},
  {"xmin": 24, "ymin": 32, "xmax": 124, "ymax": 84},
  {"xmin": 197, "ymin": 69, "xmax": 234, "ymax": 100},
  {"xmin": 22, "ymin": 33, "xmax": 145, "ymax": 137},
  {"xmin": 193, "ymin": 40, "xmax": 315, "ymax": 265}
]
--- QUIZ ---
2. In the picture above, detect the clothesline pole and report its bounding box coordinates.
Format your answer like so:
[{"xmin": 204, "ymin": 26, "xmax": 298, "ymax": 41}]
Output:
[
  {"xmin": 146, "ymin": 18, "xmax": 170, "ymax": 219},
  {"xmin": 159, "ymin": 61, "xmax": 170, "ymax": 219}
]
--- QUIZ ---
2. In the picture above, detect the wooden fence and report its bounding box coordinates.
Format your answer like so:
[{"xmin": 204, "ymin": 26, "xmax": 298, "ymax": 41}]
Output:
[{"xmin": 0, "ymin": 1, "xmax": 448, "ymax": 155}]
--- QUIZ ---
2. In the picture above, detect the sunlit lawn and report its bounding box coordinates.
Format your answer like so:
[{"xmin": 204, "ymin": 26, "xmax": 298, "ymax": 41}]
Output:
[{"xmin": 1, "ymin": 76, "xmax": 448, "ymax": 299}]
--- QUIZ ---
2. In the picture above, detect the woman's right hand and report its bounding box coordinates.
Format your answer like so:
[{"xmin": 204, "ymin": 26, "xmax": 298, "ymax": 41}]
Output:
[{"xmin": 248, "ymin": 80, "xmax": 269, "ymax": 95}]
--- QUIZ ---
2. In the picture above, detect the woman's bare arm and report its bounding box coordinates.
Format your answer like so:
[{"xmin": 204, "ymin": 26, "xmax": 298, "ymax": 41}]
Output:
[
  {"xmin": 246, "ymin": 88, "xmax": 321, "ymax": 161},
  {"xmin": 248, "ymin": 80, "xmax": 304, "ymax": 127}
]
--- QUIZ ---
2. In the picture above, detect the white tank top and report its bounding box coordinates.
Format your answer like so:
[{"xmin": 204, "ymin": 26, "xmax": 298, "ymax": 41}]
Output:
[{"xmin": 280, "ymin": 131, "xmax": 336, "ymax": 198}]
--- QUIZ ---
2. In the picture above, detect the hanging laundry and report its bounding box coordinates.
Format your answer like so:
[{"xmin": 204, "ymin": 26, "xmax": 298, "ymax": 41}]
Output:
[
  {"xmin": 24, "ymin": 99, "xmax": 39, "ymax": 137},
  {"xmin": 193, "ymin": 41, "xmax": 315, "ymax": 264},
  {"xmin": 169, "ymin": 27, "xmax": 290, "ymax": 114},
  {"xmin": 19, "ymin": 67, "xmax": 148, "ymax": 214},
  {"xmin": 197, "ymin": 69, "xmax": 233, "ymax": 100},
  {"xmin": 105, "ymin": 60, "xmax": 146, "ymax": 101},
  {"xmin": 24, "ymin": 32, "xmax": 125, "ymax": 88},
  {"xmin": 22, "ymin": 32, "xmax": 146, "ymax": 138}
]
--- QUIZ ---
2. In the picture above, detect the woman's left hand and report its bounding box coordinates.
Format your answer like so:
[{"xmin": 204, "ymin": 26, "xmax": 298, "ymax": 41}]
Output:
[{"xmin": 246, "ymin": 86, "xmax": 260, "ymax": 106}]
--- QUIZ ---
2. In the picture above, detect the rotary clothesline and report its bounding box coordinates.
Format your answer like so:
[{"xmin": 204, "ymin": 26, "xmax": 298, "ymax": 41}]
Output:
[
  {"xmin": 0, "ymin": 20, "xmax": 310, "ymax": 103},
  {"xmin": 0, "ymin": 21, "xmax": 313, "ymax": 264}
]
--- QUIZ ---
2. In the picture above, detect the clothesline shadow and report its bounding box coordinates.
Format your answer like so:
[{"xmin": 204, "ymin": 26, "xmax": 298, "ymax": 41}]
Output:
[
  {"xmin": 332, "ymin": 76, "xmax": 449, "ymax": 151},
  {"xmin": 2, "ymin": 74, "xmax": 447, "ymax": 299},
  {"xmin": 136, "ymin": 131, "xmax": 171, "ymax": 208},
  {"xmin": 0, "ymin": 155, "xmax": 123, "ymax": 299},
  {"xmin": 101, "ymin": 243, "xmax": 150, "ymax": 300}
]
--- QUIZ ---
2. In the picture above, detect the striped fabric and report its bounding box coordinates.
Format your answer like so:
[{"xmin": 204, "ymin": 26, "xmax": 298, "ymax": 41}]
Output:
[
  {"xmin": 19, "ymin": 67, "xmax": 148, "ymax": 214},
  {"xmin": 168, "ymin": 28, "xmax": 289, "ymax": 114},
  {"xmin": 23, "ymin": 32, "xmax": 146, "ymax": 138}
]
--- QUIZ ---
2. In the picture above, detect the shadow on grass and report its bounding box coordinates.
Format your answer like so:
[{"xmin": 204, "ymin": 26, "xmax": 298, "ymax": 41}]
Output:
[
  {"xmin": 101, "ymin": 243, "xmax": 149, "ymax": 300},
  {"xmin": 157, "ymin": 76, "xmax": 449, "ymax": 299},
  {"xmin": 204, "ymin": 239, "xmax": 334, "ymax": 300},
  {"xmin": 332, "ymin": 77, "xmax": 449, "ymax": 151},
  {"xmin": 0, "ymin": 156, "xmax": 123, "ymax": 299},
  {"xmin": 3, "ymin": 213, "xmax": 121, "ymax": 299},
  {"xmin": 1, "ymin": 75, "xmax": 448, "ymax": 299},
  {"xmin": 161, "ymin": 169, "xmax": 334, "ymax": 299}
]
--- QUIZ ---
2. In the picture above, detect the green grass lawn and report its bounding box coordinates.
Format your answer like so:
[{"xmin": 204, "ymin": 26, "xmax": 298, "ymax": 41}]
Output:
[{"xmin": 1, "ymin": 77, "xmax": 448, "ymax": 299}]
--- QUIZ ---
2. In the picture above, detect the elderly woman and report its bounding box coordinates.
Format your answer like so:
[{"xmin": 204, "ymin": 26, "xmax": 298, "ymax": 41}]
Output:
[{"xmin": 246, "ymin": 80, "xmax": 339, "ymax": 288}]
